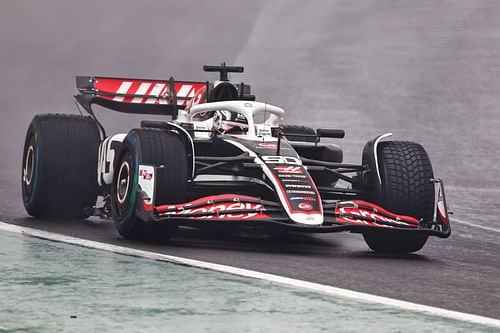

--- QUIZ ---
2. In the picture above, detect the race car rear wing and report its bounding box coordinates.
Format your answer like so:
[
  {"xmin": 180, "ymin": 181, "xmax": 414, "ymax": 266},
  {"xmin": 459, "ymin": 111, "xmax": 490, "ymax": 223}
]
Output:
[{"xmin": 75, "ymin": 76, "xmax": 207, "ymax": 118}]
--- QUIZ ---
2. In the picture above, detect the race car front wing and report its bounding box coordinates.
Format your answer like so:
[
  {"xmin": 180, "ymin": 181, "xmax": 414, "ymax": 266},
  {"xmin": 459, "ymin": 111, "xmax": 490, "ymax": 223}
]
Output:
[{"xmin": 145, "ymin": 180, "xmax": 450, "ymax": 238}]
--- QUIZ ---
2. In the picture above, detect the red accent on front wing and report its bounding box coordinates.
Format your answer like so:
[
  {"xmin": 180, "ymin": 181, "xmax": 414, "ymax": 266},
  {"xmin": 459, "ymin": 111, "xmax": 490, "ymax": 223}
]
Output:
[
  {"xmin": 154, "ymin": 195, "xmax": 420, "ymax": 228},
  {"xmin": 438, "ymin": 209, "xmax": 449, "ymax": 225},
  {"xmin": 347, "ymin": 200, "xmax": 419, "ymax": 223},
  {"xmin": 334, "ymin": 200, "xmax": 420, "ymax": 228},
  {"xmin": 156, "ymin": 194, "xmax": 271, "ymax": 220},
  {"xmin": 156, "ymin": 194, "xmax": 262, "ymax": 211}
]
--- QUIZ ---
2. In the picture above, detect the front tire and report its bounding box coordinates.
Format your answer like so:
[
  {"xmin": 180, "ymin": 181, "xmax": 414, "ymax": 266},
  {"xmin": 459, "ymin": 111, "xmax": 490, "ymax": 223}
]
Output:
[
  {"xmin": 111, "ymin": 128, "xmax": 189, "ymax": 240},
  {"xmin": 363, "ymin": 141, "xmax": 434, "ymax": 253},
  {"xmin": 21, "ymin": 114, "xmax": 101, "ymax": 218}
]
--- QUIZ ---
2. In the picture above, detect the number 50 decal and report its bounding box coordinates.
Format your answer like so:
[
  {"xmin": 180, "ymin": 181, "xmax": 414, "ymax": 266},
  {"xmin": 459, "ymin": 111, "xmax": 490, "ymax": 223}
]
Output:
[{"xmin": 261, "ymin": 156, "xmax": 302, "ymax": 165}]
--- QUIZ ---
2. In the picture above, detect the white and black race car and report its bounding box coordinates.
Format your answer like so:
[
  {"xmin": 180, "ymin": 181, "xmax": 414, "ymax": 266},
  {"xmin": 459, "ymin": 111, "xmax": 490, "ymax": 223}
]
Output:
[{"xmin": 21, "ymin": 64, "xmax": 450, "ymax": 253}]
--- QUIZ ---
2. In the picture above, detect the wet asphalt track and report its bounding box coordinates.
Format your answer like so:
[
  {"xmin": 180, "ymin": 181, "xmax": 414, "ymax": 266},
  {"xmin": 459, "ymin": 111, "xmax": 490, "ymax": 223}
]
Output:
[{"xmin": 1, "ymin": 0, "xmax": 499, "ymax": 319}]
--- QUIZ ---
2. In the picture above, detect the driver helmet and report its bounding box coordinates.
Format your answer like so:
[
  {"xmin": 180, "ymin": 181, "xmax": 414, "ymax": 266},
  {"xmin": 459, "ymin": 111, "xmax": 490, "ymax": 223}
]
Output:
[{"xmin": 214, "ymin": 110, "xmax": 248, "ymax": 134}]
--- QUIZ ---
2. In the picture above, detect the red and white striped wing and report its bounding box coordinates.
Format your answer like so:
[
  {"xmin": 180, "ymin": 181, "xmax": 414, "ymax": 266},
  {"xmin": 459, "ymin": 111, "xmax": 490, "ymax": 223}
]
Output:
[{"xmin": 93, "ymin": 77, "xmax": 206, "ymax": 107}]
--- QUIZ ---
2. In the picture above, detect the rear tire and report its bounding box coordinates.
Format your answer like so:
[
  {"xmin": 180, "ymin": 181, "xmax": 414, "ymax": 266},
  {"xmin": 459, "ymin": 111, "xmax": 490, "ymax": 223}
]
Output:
[
  {"xmin": 21, "ymin": 114, "xmax": 101, "ymax": 218},
  {"xmin": 111, "ymin": 128, "xmax": 189, "ymax": 240},
  {"xmin": 363, "ymin": 141, "xmax": 434, "ymax": 253}
]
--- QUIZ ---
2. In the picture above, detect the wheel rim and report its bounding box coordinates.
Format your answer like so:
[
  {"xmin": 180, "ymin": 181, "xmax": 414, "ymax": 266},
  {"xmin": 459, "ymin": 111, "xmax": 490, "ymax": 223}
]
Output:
[
  {"xmin": 116, "ymin": 160, "xmax": 130, "ymax": 204},
  {"xmin": 23, "ymin": 145, "xmax": 35, "ymax": 186}
]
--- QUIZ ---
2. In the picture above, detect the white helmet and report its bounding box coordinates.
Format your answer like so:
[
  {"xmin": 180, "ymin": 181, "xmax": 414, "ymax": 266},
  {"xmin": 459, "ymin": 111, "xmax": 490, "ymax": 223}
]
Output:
[{"xmin": 213, "ymin": 110, "xmax": 248, "ymax": 134}]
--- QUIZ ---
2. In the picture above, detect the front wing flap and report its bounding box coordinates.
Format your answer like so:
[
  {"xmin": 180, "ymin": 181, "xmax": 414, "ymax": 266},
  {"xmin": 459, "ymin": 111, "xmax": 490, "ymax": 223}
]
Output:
[{"xmin": 147, "ymin": 188, "xmax": 450, "ymax": 238}]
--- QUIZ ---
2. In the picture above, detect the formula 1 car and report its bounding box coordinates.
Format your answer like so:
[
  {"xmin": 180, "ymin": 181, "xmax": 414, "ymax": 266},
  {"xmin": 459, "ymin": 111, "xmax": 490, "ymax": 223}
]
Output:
[{"xmin": 21, "ymin": 64, "xmax": 450, "ymax": 253}]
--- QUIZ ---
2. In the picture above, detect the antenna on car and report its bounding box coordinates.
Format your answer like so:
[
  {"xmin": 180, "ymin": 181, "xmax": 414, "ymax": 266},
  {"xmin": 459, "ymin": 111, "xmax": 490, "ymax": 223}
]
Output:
[
  {"xmin": 262, "ymin": 102, "xmax": 268, "ymax": 142},
  {"xmin": 203, "ymin": 62, "xmax": 244, "ymax": 81}
]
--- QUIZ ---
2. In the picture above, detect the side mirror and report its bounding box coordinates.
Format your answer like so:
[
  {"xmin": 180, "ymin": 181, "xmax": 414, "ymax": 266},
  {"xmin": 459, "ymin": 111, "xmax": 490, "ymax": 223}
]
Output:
[{"xmin": 316, "ymin": 128, "xmax": 345, "ymax": 139}]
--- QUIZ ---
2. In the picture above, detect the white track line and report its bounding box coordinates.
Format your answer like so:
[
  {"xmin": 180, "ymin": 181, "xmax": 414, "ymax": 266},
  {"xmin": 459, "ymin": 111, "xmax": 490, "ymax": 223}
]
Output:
[
  {"xmin": 1, "ymin": 221, "xmax": 499, "ymax": 329},
  {"xmin": 452, "ymin": 218, "xmax": 500, "ymax": 233}
]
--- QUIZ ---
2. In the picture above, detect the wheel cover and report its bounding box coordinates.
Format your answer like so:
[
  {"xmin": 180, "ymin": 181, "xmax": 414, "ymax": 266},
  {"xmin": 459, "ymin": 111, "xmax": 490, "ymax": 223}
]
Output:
[
  {"xmin": 23, "ymin": 145, "xmax": 35, "ymax": 186},
  {"xmin": 116, "ymin": 160, "xmax": 130, "ymax": 204}
]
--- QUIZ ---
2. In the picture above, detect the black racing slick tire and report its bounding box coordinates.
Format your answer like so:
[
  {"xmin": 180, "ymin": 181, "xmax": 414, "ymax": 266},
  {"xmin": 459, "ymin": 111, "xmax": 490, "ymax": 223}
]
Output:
[
  {"xmin": 363, "ymin": 141, "xmax": 435, "ymax": 254},
  {"xmin": 21, "ymin": 114, "xmax": 101, "ymax": 218},
  {"xmin": 111, "ymin": 128, "xmax": 189, "ymax": 240}
]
